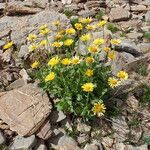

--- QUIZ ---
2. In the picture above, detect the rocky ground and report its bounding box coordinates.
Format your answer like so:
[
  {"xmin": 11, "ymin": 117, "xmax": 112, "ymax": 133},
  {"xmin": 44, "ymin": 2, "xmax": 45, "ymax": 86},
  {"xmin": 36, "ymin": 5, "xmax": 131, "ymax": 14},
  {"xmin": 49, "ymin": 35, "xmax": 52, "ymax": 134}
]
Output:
[{"xmin": 0, "ymin": 0, "xmax": 150, "ymax": 150}]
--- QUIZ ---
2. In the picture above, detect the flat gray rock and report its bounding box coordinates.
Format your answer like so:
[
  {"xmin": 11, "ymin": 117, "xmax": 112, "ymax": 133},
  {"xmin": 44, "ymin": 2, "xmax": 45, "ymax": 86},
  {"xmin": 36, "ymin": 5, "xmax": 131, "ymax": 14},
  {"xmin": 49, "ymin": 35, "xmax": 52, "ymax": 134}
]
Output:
[{"xmin": 0, "ymin": 131, "xmax": 5, "ymax": 145}]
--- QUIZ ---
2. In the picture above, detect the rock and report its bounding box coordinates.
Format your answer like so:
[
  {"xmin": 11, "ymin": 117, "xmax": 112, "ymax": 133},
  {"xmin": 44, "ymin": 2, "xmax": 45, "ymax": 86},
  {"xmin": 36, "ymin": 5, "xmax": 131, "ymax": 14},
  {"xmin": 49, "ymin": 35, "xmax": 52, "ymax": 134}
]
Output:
[
  {"xmin": 18, "ymin": 45, "xmax": 29, "ymax": 59},
  {"xmin": 0, "ymin": 131, "xmax": 5, "ymax": 145},
  {"xmin": 130, "ymin": 126, "xmax": 142, "ymax": 143},
  {"xmin": 77, "ymin": 133, "xmax": 89, "ymax": 144},
  {"xmin": 6, "ymin": 78, "xmax": 25, "ymax": 90},
  {"xmin": 138, "ymin": 43, "xmax": 150, "ymax": 53},
  {"xmin": 126, "ymin": 93, "xmax": 139, "ymax": 112},
  {"xmin": 125, "ymin": 144, "xmax": 148, "ymax": 150},
  {"xmin": 49, "ymin": 134, "xmax": 81, "ymax": 150},
  {"xmin": 62, "ymin": 0, "xmax": 72, "ymax": 5},
  {"xmin": 0, "ymin": 83, "xmax": 52, "ymax": 136},
  {"xmin": 19, "ymin": 68, "xmax": 31, "ymax": 83},
  {"xmin": 126, "ymin": 32, "xmax": 143, "ymax": 40},
  {"xmin": 109, "ymin": 7, "xmax": 130, "ymax": 22},
  {"xmin": 115, "ymin": 40, "xmax": 142, "ymax": 57},
  {"xmin": 5, "ymin": 1, "xmax": 41, "ymax": 16},
  {"xmin": 84, "ymin": 143, "xmax": 100, "ymax": 150},
  {"xmin": 115, "ymin": 143, "xmax": 126, "ymax": 150},
  {"xmin": 145, "ymin": 11, "xmax": 150, "ymax": 22},
  {"xmin": 0, "ymin": 40, "xmax": 5, "ymax": 48},
  {"xmin": 33, "ymin": 140, "xmax": 47, "ymax": 150},
  {"xmin": 112, "ymin": 116, "xmax": 129, "ymax": 142},
  {"xmin": 131, "ymin": 5, "xmax": 148, "ymax": 12},
  {"xmin": 102, "ymin": 137, "xmax": 115, "ymax": 150},
  {"xmin": 50, "ymin": 110, "xmax": 66, "ymax": 123},
  {"xmin": 77, "ymin": 122, "xmax": 91, "ymax": 133},
  {"xmin": 9, "ymin": 135, "xmax": 36, "ymax": 150},
  {"xmin": 78, "ymin": 9, "xmax": 97, "ymax": 17},
  {"xmin": 36, "ymin": 119, "xmax": 52, "ymax": 140}
]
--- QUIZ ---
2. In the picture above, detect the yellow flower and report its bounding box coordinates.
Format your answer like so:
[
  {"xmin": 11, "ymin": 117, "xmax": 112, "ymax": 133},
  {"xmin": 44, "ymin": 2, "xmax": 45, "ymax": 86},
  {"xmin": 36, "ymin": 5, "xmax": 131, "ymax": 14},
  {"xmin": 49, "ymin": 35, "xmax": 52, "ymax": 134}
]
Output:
[
  {"xmin": 48, "ymin": 56, "xmax": 59, "ymax": 67},
  {"xmin": 40, "ymin": 28, "xmax": 50, "ymax": 35},
  {"xmin": 93, "ymin": 38, "xmax": 105, "ymax": 46},
  {"xmin": 108, "ymin": 51, "xmax": 116, "ymax": 60},
  {"xmin": 45, "ymin": 72, "xmax": 55, "ymax": 82},
  {"xmin": 58, "ymin": 29, "xmax": 65, "ymax": 35},
  {"xmin": 111, "ymin": 39, "xmax": 122, "ymax": 45},
  {"xmin": 88, "ymin": 45, "xmax": 99, "ymax": 53},
  {"xmin": 86, "ymin": 25, "xmax": 95, "ymax": 30},
  {"xmin": 52, "ymin": 20, "xmax": 61, "ymax": 26},
  {"xmin": 71, "ymin": 56, "xmax": 81, "ymax": 65},
  {"xmin": 39, "ymin": 24, "xmax": 48, "ymax": 30},
  {"xmin": 61, "ymin": 58, "xmax": 71, "ymax": 65},
  {"xmin": 27, "ymin": 34, "xmax": 37, "ymax": 41},
  {"xmin": 85, "ymin": 69, "xmax": 93, "ymax": 77},
  {"xmin": 80, "ymin": 34, "xmax": 91, "ymax": 42},
  {"xmin": 108, "ymin": 77, "xmax": 120, "ymax": 88},
  {"xmin": 82, "ymin": 83, "xmax": 95, "ymax": 92},
  {"xmin": 104, "ymin": 47, "xmax": 111, "ymax": 52},
  {"xmin": 39, "ymin": 40, "xmax": 47, "ymax": 47},
  {"xmin": 74, "ymin": 23, "xmax": 83, "ymax": 30},
  {"xmin": 66, "ymin": 28, "xmax": 76, "ymax": 35},
  {"xmin": 28, "ymin": 44, "xmax": 38, "ymax": 52},
  {"xmin": 52, "ymin": 41, "xmax": 63, "ymax": 48},
  {"xmin": 117, "ymin": 71, "xmax": 128, "ymax": 80},
  {"xmin": 3, "ymin": 41, "xmax": 13, "ymax": 50},
  {"xmin": 79, "ymin": 17, "xmax": 92, "ymax": 24},
  {"xmin": 97, "ymin": 20, "xmax": 107, "ymax": 27},
  {"xmin": 85, "ymin": 57, "xmax": 95, "ymax": 64},
  {"xmin": 92, "ymin": 102, "xmax": 106, "ymax": 117},
  {"xmin": 55, "ymin": 33, "xmax": 63, "ymax": 40},
  {"xmin": 64, "ymin": 39, "xmax": 74, "ymax": 46},
  {"xmin": 31, "ymin": 61, "xmax": 39, "ymax": 69}
]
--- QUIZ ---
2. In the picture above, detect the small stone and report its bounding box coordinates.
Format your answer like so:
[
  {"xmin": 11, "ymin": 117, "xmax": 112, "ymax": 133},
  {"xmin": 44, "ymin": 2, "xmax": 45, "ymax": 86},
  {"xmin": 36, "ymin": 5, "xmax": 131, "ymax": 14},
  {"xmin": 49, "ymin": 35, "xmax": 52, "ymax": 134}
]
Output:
[
  {"xmin": 109, "ymin": 7, "xmax": 130, "ymax": 22},
  {"xmin": 77, "ymin": 123, "xmax": 91, "ymax": 133},
  {"xmin": 102, "ymin": 137, "xmax": 115, "ymax": 150},
  {"xmin": 0, "ymin": 131, "xmax": 5, "ymax": 145},
  {"xmin": 36, "ymin": 119, "xmax": 52, "ymax": 140},
  {"xmin": 50, "ymin": 110, "xmax": 66, "ymax": 123},
  {"xmin": 115, "ymin": 143, "xmax": 126, "ymax": 150},
  {"xmin": 9, "ymin": 135, "xmax": 36, "ymax": 150},
  {"xmin": 18, "ymin": 45, "xmax": 29, "ymax": 59},
  {"xmin": 125, "ymin": 144, "xmax": 148, "ymax": 150},
  {"xmin": 0, "ymin": 40, "xmax": 5, "ymax": 48},
  {"xmin": 84, "ymin": 143, "xmax": 99, "ymax": 150},
  {"xmin": 138, "ymin": 43, "xmax": 150, "ymax": 53},
  {"xmin": 131, "ymin": 5, "xmax": 148, "ymax": 12},
  {"xmin": 33, "ymin": 140, "xmax": 47, "ymax": 150},
  {"xmin": 78, "ymin": 9, "xmax": 97, "ymax": 17},
  {"xmin": 19, "ymin": 68, "xmax": 31, "ymax": 83},
  {"xmin": 126, "ymin": 32, "xmax": 143, "ymax": 39},
  {"xmin": 77, "ymin": 133, "xmax": 89, "ymax": 144}
]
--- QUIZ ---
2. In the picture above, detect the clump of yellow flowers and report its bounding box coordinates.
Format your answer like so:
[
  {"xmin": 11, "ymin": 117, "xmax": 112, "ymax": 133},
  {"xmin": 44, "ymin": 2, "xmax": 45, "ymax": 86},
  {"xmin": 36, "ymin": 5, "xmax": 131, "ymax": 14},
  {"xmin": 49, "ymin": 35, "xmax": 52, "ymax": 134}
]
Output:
[{"xmin": 26, "ymin": 17, "xmax": 128, "ymax": 119}]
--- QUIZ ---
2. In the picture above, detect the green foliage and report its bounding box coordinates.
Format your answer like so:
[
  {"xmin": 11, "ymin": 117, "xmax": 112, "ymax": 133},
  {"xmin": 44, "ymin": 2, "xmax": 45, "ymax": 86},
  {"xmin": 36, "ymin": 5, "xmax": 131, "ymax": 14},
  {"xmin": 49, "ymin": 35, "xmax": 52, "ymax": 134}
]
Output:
[
  {"xmin": 140, "ymin": 85, "xmax": 150, "ymax": 106},
  {"xmin": 95, "ymin": 10, "xmax": 105, "ymax": 20},
  {"xmin": 107, "ymin": 23, "xmax": 119, "ymax": 33},
  {"xmin": 143, "ymin": 135, "xmax": 150, "ymax": 144},
  {"xmin": 143, "ymin": 32, "xmax": 150, "ymax": 41},
  {"xmin": 135, "ymin": 63, "xmax": 148, "ymax": 76},
  {"xmin": 0, "ymin": 145, "xmax": 8, "ymax": 150},
  {"xmin": 63, "ymin": 9, "xmax": 74, "ymax": 18}
]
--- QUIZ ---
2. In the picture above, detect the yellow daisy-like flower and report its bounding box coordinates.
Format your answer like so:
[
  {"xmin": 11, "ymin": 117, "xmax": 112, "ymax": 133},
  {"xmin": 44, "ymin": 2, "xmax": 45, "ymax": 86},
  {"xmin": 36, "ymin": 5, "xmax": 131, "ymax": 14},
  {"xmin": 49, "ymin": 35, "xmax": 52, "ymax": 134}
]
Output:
[
  {"xmin": 71, "ymin": 56, "xmax": 81, "ymax": 65},
  {"xmin": 27, "ymin": 34, "xmax": 37, "ymax": 41},
  {"xmin": 39, "ymin": 40, "xmax": 47, "ymax": 47},
  {"xmin": 111, "ymin": 39, "xmax": 122, "ymax": 45},
  {"xmin": 93, "ymin": 38, "xmax": 105, "ymax": 46},
  {"xmin": 3, "ymin": 41, "xmax": 13, "ymax": 50},
  {"xmin": 45, "ymin": 72, "xmax": 55, "ymax": 82},
  {"xmin": 48, "ymin": 56, "xmax": 59, "ymax": 67},
  {"xmin": 117, "ymin": 71, "xmax": 128, "ymax": 80},
  {"xmin": 108, "ymin": 51, "xmax": 116, "ymax": 60},
  {"xmin": 39, "ymin": 24, "xmax": 48, "ymax": 30},
  {"xmin": 55, "ymin": 33, "xmax": 63, "ymax": 40},
  {"xmin": 74, "ymin": 23, "xmax": 83, "ymax": 30},
  {"xmin": 92, "ymin": 102, "xmax": 106, "ymax": 117},
  {"xmin": 85, "ymin": 57, "xmax": 95, "ymax": 64},
  {"xmin": 104, "ymin": 47, "xmax": 111, "ymax": 52},
  {"xmin": 52, "ymin": 20, "xmax": 61, "ymax": 26},
  {"xmin": 66, "ymin": 28, "xmax": 76, "ymax": 35},
  {"xmin": 86, "ymin": 25, "xmax": 95, "ymax": 30},
  {"xmin": 31, "ymin": 61, "xmax": 39, "ymax": 69},
  {"xmin": 88, "ymin": 45, "xmax": 99, "ymax": 53},
  {"xmin": 80, "ymin": 34, "xmax": 91, "ymax": 42},
  {"xmin": 82, "ymin": 83, "xmax": 95, "ymax": 92},
  {"xmin": 79, "ymin": 17, "xmax": 92, "ymax": 24},
  {"xmin": 40, "ymin": 28, "xmax": 50, "ymax": 35},
  {"xmin": 85, "ymin": 69, "xmax": 93, "ymax": 77},
  {"xmin": 97, "ymin": 20, "xmax": 107, "ymax": 27},
  {"xmin": 64, "ymin": 39, "xmax": 74, "ymax": 46},
  {"xmin": 108, "ymin": 77, "xmax": 120, "ymax": 88},
  {"xmin": 51, "ymin": 41, "xmax": 63, "ymax": 48},
  {"xmin": 28, "ymin": 44, "xmax": 38, "ymax": 52},
  {"xmin": 61, "ymin": 58, "xmax": 71, "ymax": 65}
]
